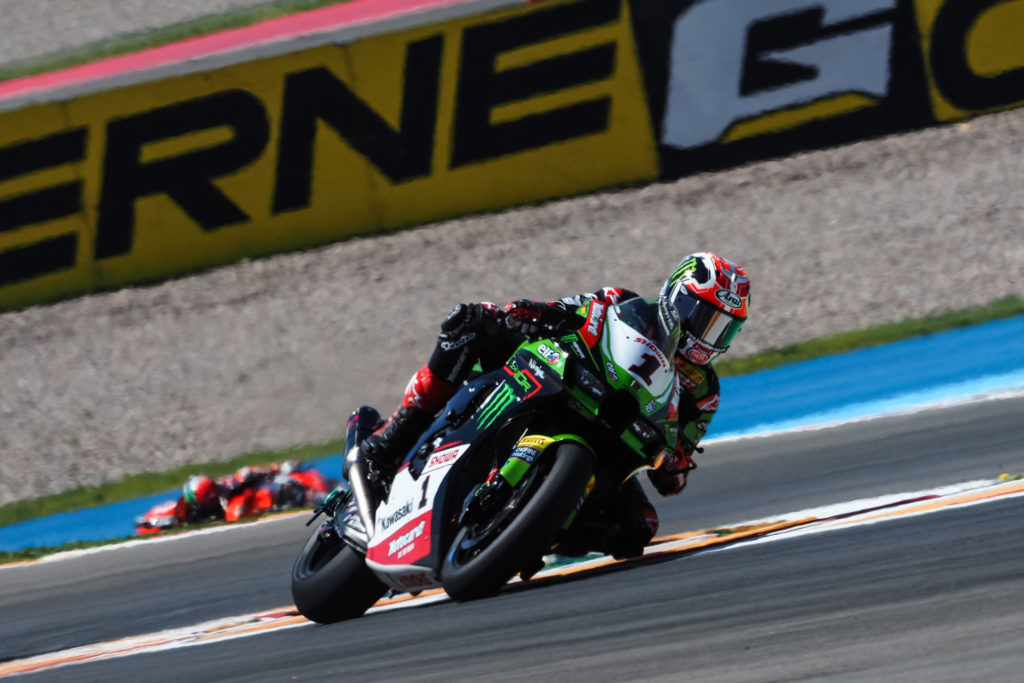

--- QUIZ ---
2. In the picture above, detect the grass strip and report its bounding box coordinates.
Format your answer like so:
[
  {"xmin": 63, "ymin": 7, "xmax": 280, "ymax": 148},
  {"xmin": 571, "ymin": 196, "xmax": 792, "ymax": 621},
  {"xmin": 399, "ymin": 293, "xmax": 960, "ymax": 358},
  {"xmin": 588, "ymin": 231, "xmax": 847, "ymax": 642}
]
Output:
[
  {"xmin": 0, "ymin": 0, "xmax": 352, "ymax": 84},
  {"xmin": 2, "ymin": 296, "xmax": 1023, "ymax": 562}
]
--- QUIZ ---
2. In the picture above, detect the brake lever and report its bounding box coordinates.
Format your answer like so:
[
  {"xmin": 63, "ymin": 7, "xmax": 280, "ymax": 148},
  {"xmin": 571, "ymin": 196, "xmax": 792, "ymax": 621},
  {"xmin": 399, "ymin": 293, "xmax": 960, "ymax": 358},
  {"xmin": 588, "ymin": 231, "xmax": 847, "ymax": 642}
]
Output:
[
  {"xmin": 306, "ymin": 486, "xmax": 352, "ymax": 526},
  {"xmin": 305, "ymin": 506, "xmax": 324, "ymax": 526}
]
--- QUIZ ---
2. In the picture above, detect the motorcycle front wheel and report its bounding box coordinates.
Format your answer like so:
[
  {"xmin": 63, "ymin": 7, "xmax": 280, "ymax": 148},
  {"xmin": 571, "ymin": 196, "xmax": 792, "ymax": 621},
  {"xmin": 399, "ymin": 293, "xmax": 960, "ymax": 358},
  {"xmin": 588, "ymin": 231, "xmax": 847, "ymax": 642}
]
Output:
[
  {"xmin": 291, "ymin": 522, "xmax": 387, "ymax": 624},
  {"xmin": 441, "ymin": 442, "xmax": 594, "ymax": 602}
]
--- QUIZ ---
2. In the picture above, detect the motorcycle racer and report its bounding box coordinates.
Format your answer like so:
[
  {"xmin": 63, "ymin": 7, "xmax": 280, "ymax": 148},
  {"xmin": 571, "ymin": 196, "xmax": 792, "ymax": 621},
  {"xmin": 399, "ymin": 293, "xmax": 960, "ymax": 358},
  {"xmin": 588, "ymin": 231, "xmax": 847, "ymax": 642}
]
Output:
[
  {"xmin": 353, "ymin": 252, "xmax": 749, "ymax": 559},
  {"xmin": 180, "ymin": 474, "xmax": 223, "ymax": 522}
]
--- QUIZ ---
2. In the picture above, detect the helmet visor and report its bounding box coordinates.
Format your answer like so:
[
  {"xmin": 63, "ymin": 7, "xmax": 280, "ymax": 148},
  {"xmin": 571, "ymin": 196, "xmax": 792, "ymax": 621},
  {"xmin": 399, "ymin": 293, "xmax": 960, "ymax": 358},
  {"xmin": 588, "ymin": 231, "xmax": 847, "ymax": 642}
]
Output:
[{"xmin": 674, "ymin": 295, "xmax": 744, "ymax": 351}]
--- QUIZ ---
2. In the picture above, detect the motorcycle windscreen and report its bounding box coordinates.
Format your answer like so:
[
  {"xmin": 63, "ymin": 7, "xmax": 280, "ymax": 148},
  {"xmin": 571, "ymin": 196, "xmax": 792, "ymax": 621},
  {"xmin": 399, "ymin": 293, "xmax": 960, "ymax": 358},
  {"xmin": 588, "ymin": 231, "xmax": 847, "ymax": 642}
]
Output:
[{"xmin": 602, "ymin": 302, "xmax": 676, "ymax": 403}]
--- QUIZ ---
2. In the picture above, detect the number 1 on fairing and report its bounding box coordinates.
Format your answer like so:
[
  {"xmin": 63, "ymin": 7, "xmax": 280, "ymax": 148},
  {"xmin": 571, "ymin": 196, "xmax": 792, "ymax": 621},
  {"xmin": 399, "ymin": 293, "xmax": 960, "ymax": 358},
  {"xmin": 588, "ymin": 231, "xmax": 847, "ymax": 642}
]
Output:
[
  {"xmin": 628, "ymin": 353, "xmax": 659, "ymax": 386},
  {"xmin": 419, "ymin": 475, "xmax": 430, "ymax": 509}
]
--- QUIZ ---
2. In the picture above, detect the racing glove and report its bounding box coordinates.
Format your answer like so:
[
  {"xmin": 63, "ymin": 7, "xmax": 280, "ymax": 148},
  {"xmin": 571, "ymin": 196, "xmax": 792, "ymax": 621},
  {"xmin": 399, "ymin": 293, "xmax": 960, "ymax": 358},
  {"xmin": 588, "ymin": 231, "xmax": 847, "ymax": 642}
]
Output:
[
  {"xmin": 502, "ymin": 300, "xmax": 575, "ymax": 338},
  {"xmin": 647, "ymin": 446, "xmax": 696, "ymax": 497}
]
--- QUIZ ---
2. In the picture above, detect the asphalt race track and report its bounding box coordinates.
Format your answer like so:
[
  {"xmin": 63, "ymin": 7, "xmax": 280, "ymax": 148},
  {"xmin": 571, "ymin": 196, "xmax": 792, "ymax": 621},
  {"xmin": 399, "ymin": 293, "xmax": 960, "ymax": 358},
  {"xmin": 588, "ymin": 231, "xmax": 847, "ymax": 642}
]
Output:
[{"xmin": 2, "ymin": 396, "xmax": 1023, "ymax": 681}]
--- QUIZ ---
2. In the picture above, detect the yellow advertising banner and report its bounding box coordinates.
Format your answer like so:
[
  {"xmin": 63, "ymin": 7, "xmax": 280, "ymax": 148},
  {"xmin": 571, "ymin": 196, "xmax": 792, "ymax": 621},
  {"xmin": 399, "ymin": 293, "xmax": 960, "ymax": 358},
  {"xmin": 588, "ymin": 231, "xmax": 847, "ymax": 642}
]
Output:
[
  {"xmin": 0, "ymin": 0, "xmax": 657, "ymax": 311},
  {"xmin": 912, "ymin": 0, "xmax": 1024, "ymax": 121}
]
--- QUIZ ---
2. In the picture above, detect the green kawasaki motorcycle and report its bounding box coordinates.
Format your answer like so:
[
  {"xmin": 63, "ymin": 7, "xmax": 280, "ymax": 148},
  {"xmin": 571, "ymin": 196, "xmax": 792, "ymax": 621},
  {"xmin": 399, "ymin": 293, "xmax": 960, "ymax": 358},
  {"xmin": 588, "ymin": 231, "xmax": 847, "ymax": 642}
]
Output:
[{"xmin": 291, "ymin": 297, "xmax": 681, "ymax": 623}]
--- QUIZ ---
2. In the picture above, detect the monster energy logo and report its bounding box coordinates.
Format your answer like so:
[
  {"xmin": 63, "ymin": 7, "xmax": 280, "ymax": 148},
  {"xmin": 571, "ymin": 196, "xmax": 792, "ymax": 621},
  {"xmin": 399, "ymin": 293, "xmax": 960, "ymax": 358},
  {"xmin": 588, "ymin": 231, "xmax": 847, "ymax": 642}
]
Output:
[
  {"xmin": 477, "ymin": 383, "xmax": 516, "ymax": 430},
  {"xmin": 668, "ymin": 256, "xmax": 700, "ymax": 287}
]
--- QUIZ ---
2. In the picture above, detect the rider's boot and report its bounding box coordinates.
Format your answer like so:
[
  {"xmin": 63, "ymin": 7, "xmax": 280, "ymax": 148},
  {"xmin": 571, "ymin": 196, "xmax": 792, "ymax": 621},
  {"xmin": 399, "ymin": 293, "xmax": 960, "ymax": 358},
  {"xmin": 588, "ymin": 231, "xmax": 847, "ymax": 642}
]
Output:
[
  {"xmin": 359, "ymin": 405, "xmax": 434, "ymax": 474},
  {"xmin": 358, "ymin": 363, "xmax": 457, "ymax": 475},
  {"xmin": 599, "ymin": 480, "xmax": 659, "ymax": 560},
  {"xmin": 346, "ymin": 405, "xmax": 384, "ymax": 449},
  {"xmin": 552, "ymin": 479, "xmax": 659, "ymax": 560}
]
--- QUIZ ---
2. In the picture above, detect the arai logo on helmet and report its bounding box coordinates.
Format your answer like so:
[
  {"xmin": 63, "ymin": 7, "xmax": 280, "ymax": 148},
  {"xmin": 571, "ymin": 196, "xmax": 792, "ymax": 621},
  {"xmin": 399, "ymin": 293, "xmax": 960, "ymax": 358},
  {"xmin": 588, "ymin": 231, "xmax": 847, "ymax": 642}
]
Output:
[{"xmin": 715, "ymin": 289, "xmax": 743, "ymax": 309}]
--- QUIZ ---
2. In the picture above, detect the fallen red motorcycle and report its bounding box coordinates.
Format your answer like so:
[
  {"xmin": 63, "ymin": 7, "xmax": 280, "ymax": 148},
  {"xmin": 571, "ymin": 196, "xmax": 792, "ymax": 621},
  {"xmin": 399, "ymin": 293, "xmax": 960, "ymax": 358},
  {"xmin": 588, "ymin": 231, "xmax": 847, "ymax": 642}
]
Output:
[{"xmin": 134, "ymin": 463, "xmax": 335, "ymax": 535}]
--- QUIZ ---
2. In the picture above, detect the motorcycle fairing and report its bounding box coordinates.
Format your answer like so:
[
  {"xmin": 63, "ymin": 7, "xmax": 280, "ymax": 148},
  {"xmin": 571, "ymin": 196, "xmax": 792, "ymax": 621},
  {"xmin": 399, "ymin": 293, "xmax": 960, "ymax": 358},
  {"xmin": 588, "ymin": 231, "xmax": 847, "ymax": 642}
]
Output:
[
  {"xmin": 600, "ymin": 301, "xmax": 681, "ymax": 449},
  {"xmin": 134, "ymin": 499, "xmax": 180, "ymax": 534},
  {"xmin": 567, "ymin": 299, "xmax": 678, "ymax": 433},
  {"xmin": 365, "ymin": 456, "xmax": 445, "ymax": 590},
  {"xmin": 601, "ymin": 302, "xmax": 676, "ymax": 404}
]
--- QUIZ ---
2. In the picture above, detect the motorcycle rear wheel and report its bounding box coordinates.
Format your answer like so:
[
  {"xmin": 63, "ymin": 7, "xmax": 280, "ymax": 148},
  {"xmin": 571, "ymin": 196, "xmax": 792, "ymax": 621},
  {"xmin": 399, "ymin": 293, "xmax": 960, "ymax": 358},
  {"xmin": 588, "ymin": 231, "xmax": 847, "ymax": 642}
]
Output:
[
  {"xmin": 291, "ymin": 522, "xmax": 387, "ymax": 624},
  {"xmin": 441, "ymin": 442, "xmax": 593, "ymax": 602}
]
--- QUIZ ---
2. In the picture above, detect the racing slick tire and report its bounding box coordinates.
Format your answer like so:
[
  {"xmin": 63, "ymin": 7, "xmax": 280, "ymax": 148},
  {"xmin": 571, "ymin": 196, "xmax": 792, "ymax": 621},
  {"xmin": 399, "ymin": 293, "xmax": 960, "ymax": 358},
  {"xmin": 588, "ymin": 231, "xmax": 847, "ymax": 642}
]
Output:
[
  {"xmin": 291, "ymin": 524, "xmax": 387, "ymax": 624},
  {"xmin": 441, "ymin": 442, "xmax": 593, "ymax": 602}
]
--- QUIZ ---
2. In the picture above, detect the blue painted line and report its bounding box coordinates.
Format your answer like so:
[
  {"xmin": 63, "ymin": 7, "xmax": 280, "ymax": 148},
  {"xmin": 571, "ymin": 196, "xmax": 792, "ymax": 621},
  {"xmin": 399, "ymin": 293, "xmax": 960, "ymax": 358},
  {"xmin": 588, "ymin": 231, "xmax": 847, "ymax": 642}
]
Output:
[
  {"xmin": 0, "ymin": 490, "xmax": 180, "ymax": 551},
  {"xmin": 711, "ymin": 315, "xmax": 1024, "ymax": 438},
  {"xmin": 3, "ymin": 315, "xmax": 1023, "ymax": 553},
  {"xmin": 715, "ymin": 367, "xmax": 1024, "ymax": 438}
]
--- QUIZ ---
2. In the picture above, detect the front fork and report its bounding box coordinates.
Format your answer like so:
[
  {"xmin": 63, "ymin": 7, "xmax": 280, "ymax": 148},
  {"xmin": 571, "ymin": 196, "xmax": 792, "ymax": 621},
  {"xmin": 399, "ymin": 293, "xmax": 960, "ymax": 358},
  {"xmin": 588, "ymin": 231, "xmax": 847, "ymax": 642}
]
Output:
[{"xmin": 304, "ymin": 441, "xmax": 382, "ymax": 554}]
